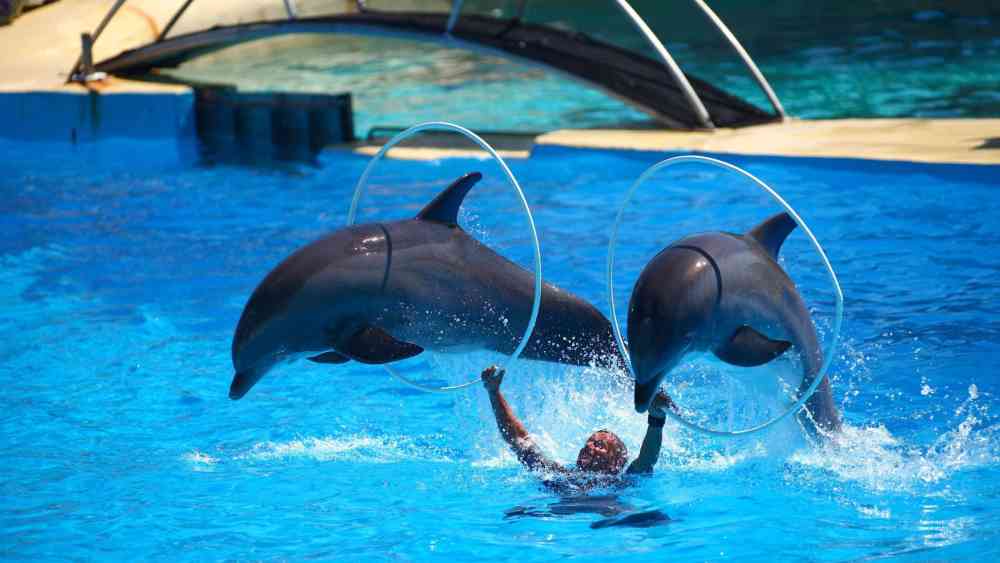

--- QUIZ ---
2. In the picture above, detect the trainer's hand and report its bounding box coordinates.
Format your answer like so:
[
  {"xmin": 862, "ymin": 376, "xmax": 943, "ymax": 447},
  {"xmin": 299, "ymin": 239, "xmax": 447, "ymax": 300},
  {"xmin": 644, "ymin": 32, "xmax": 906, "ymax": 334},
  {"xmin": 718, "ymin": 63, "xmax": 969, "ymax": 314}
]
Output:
[
  {"xmin": 481, "ymin": 365, "xmax": 505, "ymax": 392},
  {"xmin": 650, "ymin": 390, "xmax": 674, "ymax": 417}
]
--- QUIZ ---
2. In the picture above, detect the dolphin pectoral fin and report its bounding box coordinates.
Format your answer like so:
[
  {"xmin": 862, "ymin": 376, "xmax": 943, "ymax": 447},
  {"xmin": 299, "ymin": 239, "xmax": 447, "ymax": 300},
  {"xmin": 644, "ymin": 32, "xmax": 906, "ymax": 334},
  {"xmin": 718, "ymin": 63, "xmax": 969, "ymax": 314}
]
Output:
[
  {"xmin": 748, "ymin": 212, "xmax": 797, "ymax": 260},
  {"xmin": 341, "ymin": 325, "xmax": 424, "ymax": 365},
  {"xmin": 307, "ymin": 351, "xmax": 351, "ymax": 364},
  {"xmin": 714, "ymin": 326, "xmax": 791, "ymax": 367}
]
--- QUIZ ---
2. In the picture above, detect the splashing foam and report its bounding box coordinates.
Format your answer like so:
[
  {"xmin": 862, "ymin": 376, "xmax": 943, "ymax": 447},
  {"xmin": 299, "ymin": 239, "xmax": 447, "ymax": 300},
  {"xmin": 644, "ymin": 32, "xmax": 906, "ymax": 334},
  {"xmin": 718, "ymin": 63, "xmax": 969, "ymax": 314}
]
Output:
[
  {"xmin": 432, "ymin": 348, "xmax": 802, "ymax": 473},
  {"xmin": 790, "ymin": 384, "xmax": 998, "ymax": 493},
  {"xmin": 183, "ymin": 450, "xmax": 218, "ymax": 465},
  {"xmin": 432, "ymin": 343, "xmax": 998, "ymax": 494},
  {"xmin": 238, "ymin": 434, "xmax": 455, "ymax": 464},
  {"xmin": 181, "ymin": 435, "xmax": 456, "ymax": 470}
]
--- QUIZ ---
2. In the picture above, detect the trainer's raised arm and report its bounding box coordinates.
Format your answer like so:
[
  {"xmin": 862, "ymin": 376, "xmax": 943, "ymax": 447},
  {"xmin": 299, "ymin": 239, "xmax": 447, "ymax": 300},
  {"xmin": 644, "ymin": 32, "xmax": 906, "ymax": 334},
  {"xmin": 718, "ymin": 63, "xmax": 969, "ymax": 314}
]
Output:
[
  {"xmin": 482, "ymin": 366, "xmax": 564, "ymax": 474},
  {"xmin": 626, "ymin": 391, "xmax": 672, "ymax": 475}
]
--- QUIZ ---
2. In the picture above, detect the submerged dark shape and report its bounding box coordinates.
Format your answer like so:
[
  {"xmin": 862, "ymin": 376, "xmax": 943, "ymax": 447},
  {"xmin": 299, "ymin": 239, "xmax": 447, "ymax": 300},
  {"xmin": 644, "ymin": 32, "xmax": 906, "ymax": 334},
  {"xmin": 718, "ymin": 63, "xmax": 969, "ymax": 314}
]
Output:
[
  {"xmin": 230, "ymin": 172, "xmax": 623, "ymax": 399},
  {"xmin": 505, "ymin": 495, "xmax": 671, "ymax": 530},
  {"xmin": 627, "ymin": 212, "xmax": 841, "ymax": 434}
]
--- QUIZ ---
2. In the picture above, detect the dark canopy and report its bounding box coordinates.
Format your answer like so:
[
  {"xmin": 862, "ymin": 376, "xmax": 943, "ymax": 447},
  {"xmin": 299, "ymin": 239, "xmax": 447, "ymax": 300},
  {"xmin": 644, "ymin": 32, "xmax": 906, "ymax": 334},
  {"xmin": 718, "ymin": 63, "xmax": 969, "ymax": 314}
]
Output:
[{"xmin": 95, "ymin": 4, "xmax": 779, "ymax": 129}]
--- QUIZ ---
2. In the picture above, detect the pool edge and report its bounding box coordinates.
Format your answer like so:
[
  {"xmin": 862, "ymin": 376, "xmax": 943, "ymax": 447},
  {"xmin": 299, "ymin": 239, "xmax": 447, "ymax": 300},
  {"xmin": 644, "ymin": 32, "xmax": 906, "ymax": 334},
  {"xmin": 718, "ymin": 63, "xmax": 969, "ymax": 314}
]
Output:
[{"xmin": 536, "ymin": 119, "xmax": 1000, "ymax": 166}]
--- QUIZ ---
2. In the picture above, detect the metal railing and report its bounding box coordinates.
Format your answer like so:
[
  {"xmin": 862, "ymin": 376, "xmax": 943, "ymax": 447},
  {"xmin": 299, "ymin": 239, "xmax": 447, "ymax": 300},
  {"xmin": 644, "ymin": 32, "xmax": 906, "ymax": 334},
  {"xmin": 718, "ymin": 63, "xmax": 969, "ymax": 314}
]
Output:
[
  {"xmin": 690, "ymin": 0, "xmax": 786, "ymax": 119},
  {"xmin": 67, "ymin": 0, "xmax": 127, "ymax": 81},
  {"xmin": 68, "ymin": 0, "xmax": 786, "ymax": 126},
  {"xmin": 613, "ymin": 0, "xmax": 714, "ymax": 129}
]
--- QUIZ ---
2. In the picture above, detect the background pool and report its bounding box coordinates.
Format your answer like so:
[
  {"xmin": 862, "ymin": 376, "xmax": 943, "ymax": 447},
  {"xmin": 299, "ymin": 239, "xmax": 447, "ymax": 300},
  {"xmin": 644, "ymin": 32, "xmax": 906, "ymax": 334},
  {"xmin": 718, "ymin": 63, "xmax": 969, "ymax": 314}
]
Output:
[
  {"xmin": 2, "ymin": 138, "xmax": 998, "ymax": 560},
  {"xmin": 163, "ymin": 4, "xmax": 1000, "ymax": 135}
]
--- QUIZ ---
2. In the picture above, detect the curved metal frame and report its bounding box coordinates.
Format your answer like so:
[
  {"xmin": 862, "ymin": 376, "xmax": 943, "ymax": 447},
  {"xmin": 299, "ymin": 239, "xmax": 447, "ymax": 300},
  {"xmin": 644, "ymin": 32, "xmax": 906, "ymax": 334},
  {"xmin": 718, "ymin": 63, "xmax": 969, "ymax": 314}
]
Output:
[
  {"xmin": 612, "ymin": 0, "xmax": 713, "ymax": 129},
  {"xmin": 347, "ymin": 121, "xmax": 544, "ymax": 393},
  {"xmin": 606, "ymin": 156, "xmax": 843, "ymax": 436},
  {"xmin": 690, "ymin": 0, "xmax": 786, "ymax": 119},
  {"xmin": 67, "ymin": 0, "xmax": 127, "ymax": 80},
  {"xmin": 70, "ymin": 0, "xmax": 786, "ymax": 127}
]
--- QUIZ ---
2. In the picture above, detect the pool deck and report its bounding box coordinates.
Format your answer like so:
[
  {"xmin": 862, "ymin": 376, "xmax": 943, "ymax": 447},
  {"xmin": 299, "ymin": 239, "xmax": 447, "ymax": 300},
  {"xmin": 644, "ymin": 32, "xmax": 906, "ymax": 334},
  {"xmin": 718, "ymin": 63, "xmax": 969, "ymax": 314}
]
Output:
[
  {"xmin": 1, "ymin": 0, "xmax": 997, "ymax": 165},
  {"xmin": 539, "ymin": 120, "xmax": 1000, "ymax": 165},
  {"xmin": 353, "ymin": 119, "xmax": 1000, "ymax": 165}
]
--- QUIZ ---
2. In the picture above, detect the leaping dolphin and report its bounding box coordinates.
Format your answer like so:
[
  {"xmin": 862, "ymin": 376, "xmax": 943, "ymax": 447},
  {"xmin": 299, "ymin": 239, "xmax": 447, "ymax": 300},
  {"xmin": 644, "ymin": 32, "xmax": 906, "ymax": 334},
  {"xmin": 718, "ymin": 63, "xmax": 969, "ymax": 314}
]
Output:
[
  {"xmin": 627, "ymin": 212, "xmax": 841, "ymax": 434},
  {"xmin": 230, "ymin": 172, "xmax": 623, "ymax": 399}
]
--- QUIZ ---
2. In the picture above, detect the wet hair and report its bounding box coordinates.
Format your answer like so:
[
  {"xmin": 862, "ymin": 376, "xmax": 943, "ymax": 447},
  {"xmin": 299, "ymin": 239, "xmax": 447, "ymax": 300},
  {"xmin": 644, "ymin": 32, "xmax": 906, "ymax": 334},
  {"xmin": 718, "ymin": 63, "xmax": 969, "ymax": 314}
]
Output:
[{"xmin": 576, "ymin": 429, "xmax": 629, "ymax": 475}]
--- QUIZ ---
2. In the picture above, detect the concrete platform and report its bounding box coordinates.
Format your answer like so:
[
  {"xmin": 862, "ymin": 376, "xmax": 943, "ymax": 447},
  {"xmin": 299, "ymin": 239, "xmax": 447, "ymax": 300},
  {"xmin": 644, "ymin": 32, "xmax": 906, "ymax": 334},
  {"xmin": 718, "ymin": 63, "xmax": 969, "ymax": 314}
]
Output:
[
  {"xmin": 0, "ymin": 0, "xmax": 302, "ymax": 90},
  {"xmin": 345, "ymin": 118, "xmax": 999, "ymax": 165},
  {"xmin": 1, "ymin": 80, "xmax": 194, "ymax": 142},
  {"xmin": 537, "ymin": 119, "xmax": 1000, "ymax": 165}
]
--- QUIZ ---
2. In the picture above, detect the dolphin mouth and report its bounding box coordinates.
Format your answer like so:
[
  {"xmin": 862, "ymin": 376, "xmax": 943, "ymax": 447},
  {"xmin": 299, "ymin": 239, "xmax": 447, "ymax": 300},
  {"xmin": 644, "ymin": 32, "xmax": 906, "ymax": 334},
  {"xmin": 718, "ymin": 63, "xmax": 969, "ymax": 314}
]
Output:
[
  {"xmin": 634, "ymin": 378, "xmax": 660, "ymax": 413},
  {"xmin": 229, "ymin": 369, "xmax": 263, "ymax": 400}
]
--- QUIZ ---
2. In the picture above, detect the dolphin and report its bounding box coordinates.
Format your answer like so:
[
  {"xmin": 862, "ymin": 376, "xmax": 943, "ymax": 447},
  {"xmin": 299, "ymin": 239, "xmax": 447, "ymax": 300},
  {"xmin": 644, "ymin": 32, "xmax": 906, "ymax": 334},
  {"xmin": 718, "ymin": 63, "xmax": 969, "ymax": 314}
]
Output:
[
  {"xmin": 627, "ymin": 212, "xmax": 841, "ymax": 434},
  {"xmin": 229, "ymin": 172, "xmax": 623, "ymax": 399}
]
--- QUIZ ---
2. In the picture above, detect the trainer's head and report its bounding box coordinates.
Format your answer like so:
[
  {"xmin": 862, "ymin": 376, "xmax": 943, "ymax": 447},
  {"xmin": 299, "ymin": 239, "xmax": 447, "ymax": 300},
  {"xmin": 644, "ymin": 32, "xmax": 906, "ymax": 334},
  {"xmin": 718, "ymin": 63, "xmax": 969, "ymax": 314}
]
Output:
[{"xmin": 576, "ymin": 430, "xmax": 628, "ymax": 474}]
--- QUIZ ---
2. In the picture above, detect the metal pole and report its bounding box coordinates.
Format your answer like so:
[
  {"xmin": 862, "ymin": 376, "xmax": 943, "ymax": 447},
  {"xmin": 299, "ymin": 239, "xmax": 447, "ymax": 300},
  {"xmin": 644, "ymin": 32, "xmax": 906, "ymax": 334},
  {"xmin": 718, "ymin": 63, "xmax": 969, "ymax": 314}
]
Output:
[
  {"xmin": 80, "ymin": 33, "xmax": 95, "ymax": 76},
  {"xmin": 612, "ymin": 0, "xmax": 714, "ymax": 129},
  {"xmin": 283, "ymin": 0, "xmax": 297, "ymax": 19},
  {"xmin": 445, "ymin": 0, "xmax": 464, "ymax": 34},
  {"xmin": 690, "ymin": 0, "xmax": 786, "ymax": 118},
  {"xmin": 159, "ymin": 0, "xmax": 197, "ymax": 41},
  {"xmin": 67, "ymin": 0, "xmax": 129, "ymax": 81}
]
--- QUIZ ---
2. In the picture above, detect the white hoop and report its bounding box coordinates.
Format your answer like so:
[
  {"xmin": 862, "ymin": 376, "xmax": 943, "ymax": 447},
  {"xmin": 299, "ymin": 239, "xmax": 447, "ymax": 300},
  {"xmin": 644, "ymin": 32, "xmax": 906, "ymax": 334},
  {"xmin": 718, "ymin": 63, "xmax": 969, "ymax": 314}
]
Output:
[
  {"xmin": 606, "ymin": 155, "xmax": 844, "ymax": 436},
  {"xmin": 348, "ymin": 122, "xmax": 543, "ymax": 393}
]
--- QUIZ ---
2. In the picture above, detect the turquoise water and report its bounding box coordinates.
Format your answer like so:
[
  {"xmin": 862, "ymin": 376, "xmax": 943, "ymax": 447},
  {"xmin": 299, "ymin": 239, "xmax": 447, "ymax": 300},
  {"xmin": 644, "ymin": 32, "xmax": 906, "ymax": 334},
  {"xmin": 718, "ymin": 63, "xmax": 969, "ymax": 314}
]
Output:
[
  {"xmin": 2, "ymin": 138, "xmax": 999, "ymax": 559},
  {"xmin": 162, "ymin": 8, "xmax": 1000, "ymax": 134}
]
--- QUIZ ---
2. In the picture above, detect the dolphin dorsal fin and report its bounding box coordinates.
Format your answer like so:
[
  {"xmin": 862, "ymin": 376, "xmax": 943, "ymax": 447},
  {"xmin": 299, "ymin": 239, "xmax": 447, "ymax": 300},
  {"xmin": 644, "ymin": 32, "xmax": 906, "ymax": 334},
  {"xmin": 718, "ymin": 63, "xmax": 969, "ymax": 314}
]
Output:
[
  {"xmin": 416, "ymin": 172, "xmax": 482, "ymax": 224},
  {"xmin": 748, "ymin": 212, "xmax": 797, "ymax": 260}
]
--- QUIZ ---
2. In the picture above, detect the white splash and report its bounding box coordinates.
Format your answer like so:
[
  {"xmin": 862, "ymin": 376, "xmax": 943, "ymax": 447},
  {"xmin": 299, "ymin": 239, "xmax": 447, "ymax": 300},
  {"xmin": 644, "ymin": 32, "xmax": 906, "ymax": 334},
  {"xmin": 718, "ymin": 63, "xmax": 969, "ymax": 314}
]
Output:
[
  {"xmin": 788, "ymin": 391, "xmax": 998, "ymax": 493},
  {"xmin": 857, "ymin": 504, "xmax": 892, "ymax": 519},
  {"xmin": 182, "ymin": 450, "xmax": 219, "ymax": 472},
  {"xmin": 239, "ymin": 434, "xmax": 454, "ymax": 464}
]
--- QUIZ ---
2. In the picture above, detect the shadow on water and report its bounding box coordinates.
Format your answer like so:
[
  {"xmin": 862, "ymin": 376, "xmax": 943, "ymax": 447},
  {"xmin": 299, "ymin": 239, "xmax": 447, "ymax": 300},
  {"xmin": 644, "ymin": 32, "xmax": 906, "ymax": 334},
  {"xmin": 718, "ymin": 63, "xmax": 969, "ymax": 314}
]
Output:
[
  {"xmin": 505, "ymin": 495, "xmax": 671, "ymax": 530},
  {"xmin": 975, "ymin": 137, "xmax": 1000, "ymax": 150}
]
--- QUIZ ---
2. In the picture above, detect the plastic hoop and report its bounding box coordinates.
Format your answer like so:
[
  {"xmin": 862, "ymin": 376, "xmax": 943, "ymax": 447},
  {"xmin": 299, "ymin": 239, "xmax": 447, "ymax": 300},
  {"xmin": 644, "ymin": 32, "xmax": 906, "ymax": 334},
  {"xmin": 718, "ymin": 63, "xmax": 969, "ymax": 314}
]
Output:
[
  {"xmin": 606, "ymin": 155, "xmax": 844, "ymax": 436},
  {"xmin": 348, "ymin": 121, "xmax": 543, "ymax": 393}
]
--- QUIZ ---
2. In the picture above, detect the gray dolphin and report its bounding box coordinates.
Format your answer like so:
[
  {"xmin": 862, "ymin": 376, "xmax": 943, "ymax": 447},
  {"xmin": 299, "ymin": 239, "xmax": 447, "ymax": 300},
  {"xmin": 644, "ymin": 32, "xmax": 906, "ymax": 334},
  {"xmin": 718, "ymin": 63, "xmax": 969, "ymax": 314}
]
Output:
[
  {"xmin": 230, "ymin": 172, "xmax": 623, "ymax": 399},
  {"xmin": 627, "ymin": 212, "xmax": 841, "ymax": 434}
]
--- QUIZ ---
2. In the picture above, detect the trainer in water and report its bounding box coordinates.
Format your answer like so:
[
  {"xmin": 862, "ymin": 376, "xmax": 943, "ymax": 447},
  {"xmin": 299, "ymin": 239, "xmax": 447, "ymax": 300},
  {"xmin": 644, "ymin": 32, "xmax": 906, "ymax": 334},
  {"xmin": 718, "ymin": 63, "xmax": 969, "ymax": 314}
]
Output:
[
  {"xmin": 230, "ymin": 172, "xmax": 623, "ymax": 399},
  {"xmin": 627, "ymin": 212, "xmax": 841, "ymax": 435},
  {"xmin": 482, "ymin": 366, "xmax": 673, "ymax": 492}
]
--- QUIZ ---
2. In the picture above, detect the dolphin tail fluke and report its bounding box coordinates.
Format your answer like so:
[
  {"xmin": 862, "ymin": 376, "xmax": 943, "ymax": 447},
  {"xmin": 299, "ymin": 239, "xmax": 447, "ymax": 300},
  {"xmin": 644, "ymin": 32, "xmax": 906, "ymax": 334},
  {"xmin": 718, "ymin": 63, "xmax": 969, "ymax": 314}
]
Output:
[
  {"xmin": 341, "ymin": 325, "xmax": 424, "ymax": 365},
  {"xmin": 714, "ymin": 326, "xmax": 791, "ymax": 367}
]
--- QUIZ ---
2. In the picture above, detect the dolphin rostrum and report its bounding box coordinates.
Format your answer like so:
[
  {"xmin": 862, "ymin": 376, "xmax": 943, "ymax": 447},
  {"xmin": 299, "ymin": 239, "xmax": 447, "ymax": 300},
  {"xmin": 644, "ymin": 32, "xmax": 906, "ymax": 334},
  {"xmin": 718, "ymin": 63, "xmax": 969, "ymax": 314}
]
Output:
[
  {"xmin": 627, "ymin": 212, "xmax": 841, "ymax": 434},
  {"xmin": 230, "ymin": 172, "xmax": 623, "ymax": 399}
]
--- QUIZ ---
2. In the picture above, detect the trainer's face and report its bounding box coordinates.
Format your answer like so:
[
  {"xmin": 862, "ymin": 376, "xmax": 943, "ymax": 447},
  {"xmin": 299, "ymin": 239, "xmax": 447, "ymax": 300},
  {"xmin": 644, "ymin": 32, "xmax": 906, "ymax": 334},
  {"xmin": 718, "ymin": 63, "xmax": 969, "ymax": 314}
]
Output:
[{"xmin": 576, "ymin": 431, "xmax": 624, "ymax": 474}]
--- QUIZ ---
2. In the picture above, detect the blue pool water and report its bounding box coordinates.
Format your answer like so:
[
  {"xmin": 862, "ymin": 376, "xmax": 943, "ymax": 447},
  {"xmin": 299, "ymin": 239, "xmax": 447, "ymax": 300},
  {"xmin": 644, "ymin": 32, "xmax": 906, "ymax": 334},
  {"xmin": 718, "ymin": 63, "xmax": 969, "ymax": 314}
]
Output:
[{"xmin": 2, "ymin": 139, "xmax": 999, "ymax": 560}]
